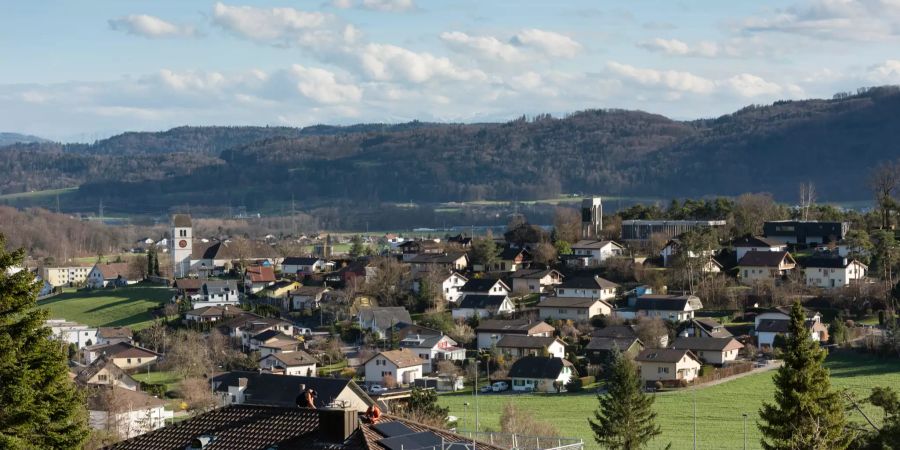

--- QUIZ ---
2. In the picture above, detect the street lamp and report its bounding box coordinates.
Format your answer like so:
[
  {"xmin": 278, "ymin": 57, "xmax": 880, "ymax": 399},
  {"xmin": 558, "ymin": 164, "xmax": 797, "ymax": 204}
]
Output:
[
  {"xmin": 742, "ymin": 413, "xmax": 748, "ymax": 450},
  {"xmin": 473, "ymin": 360, "xmax": 481, "ymax": 434},
  {"xmin": 462, "ymin": 402, "xmax": 469, "ymax": 432}
]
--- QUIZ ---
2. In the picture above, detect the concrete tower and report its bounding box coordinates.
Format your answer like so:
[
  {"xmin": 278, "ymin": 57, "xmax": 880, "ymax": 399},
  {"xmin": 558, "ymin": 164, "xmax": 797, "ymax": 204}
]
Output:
[
  {"xmin": 581, "ymin": 197, "xmax": 603, "ymax": 239},
  {"xmin": 171, "ymin": 214, "xmax": 193, "ymax": 279}
]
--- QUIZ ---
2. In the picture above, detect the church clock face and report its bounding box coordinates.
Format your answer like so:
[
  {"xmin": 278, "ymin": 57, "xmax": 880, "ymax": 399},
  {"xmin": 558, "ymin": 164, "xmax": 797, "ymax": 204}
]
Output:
[{"xmin": 178, "ymin": 240, "xmax": 188, "ymax": 248}]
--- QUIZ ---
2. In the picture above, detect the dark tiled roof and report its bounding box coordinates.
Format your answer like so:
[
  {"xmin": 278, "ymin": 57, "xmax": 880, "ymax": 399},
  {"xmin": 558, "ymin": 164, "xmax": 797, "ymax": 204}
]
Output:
[
  {"xmin": 108, "ymin": 405, "xmax": 364, "ymax": 450},
  {"xmin": 252, "ymin": 329, "xmax": 291, "ymax": 342},
  {"xmin": 211, "ymin": 372, "xmax": 373, "ymax": 409},
  {"xmin": 559, "ymin": 275, "xmax": 619, "ymax": 290},
  {"xmin": 635, "ymin": 348, "xmax": 697, "ymax": 364},
  {"xmin": 475, "ymin": 319, "xmax": 554, "ymax": 334},
  {"xmin": 571, "ymin": 240, "xmax": 622, "ymax": 249},
  {"xmin": 692, "ymin": 318, "xmax": 733, "ymax": 338},
  {"xmin": 365, "ymin": 349, "xmax": 426, "ymax": 368},
  {"xmin": 672, "ymin": 337, "xmax": 744, "ymax": 352},
  {"xmin": 635, "ymin": 295, "xmax": 702, "ymax": 311},
  {"xmin": 496, "ymin": 335, "xmax": 560, "ymax": 349},
  {"xmin": 803, "ymin": 256, "xmax": 857, "ymax": 269},
  {"xmin": 262, "ymin": 350, "xmax": 318, "ymax": 367},
  {"xmin": 461, "ymin": 278, "xmax": 508, "ymax": 293},
  {"xmin": 737, "ymin": 251, "xmax": 794, "ymax": 267},
  {"xmin": 498, "ymin": 247, "xmax": 531, "ymax": 260},
  {"xmin": 408, "ymin": 252, "xmax": 468, "ymax": 264},
  {"xmin": 97, "ymin": 326, "xmax": 132, "ymax": 340},
  {"xmin": 399, "ymin": 334, "xmax": 448, "ymax": 349},
  {"xmin": 283, "ymin": 257, "xmax": 323, "ymax": 266},
  {"xmin": 361, "ymin": 415, "xmax": 505, "ymax": 450},
  {"xmin": 203, "ymin": 280, "xmax": 239, "ymax": 296},
  {"xmin": 732, "ymin": 236, "xmax": 785, "ymax": 248},
  {"xmin": 585, "ymin": 337, "xmax": 643, "ymax": 352},
  {"xmin": 538, "ymin": 297, "xmax": 608, "ymax": 308},
  {"xmin": 508, "ymin": 356, "xmax": 573, "ymax": 379},
  {"xmin": 592, "ymin": 325, "xmax": 638, "ymax": 339},
  {"xmin": 458, "ymin": 294, "xmax": 508, "ymax": 309},
  {"xmin": 510, "ymin": 269, "xmax": 560, "ymax": 279},
  {"xmin": 87, "ymin": 342, "xmax": 159, "ymax": 359},
  {"xmin": 74, "ymin": 355, "xmax": 134, "ymax": 386},
  {"xmin": 357, "ymin": 307, "xmax": 412, "ymax": 331},
  {"xmin": 756, "ymin": 319, "xmax": 790, "ymax": 333}
]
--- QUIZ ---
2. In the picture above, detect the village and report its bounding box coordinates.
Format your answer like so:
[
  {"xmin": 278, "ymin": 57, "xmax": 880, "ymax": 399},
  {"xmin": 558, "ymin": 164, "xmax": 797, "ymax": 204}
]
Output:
[{"xmin": 9, "ymin": 194, "xmax": 895, "ymax": 449}]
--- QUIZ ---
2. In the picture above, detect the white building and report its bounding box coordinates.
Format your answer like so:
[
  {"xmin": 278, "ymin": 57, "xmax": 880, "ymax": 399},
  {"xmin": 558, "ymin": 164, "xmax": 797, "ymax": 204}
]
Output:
[
  {"xmin": 45, "ymin": 319, "xmax": 97, "ymax": 349},
  {"xmin": 258, "ymin": 351, "xmax": 318, "ymax": 376},
  {"xmin": 732, "ymin": 236, "xmax": 788, "ymax": 263},
  {"xmin": 475, "ymin": 319, "xmax": 555, "ymax": 350},
  {"xmin": 569, "ymin": 240, "xmax": 626, "ymax": 267},
  {"xmin": 86, "ymin": 263, "xmax": 134, "ymax": 288},
  {"xmin": 633, "ymin": 294, "xmax": 703, "ymax": 322},
  {"xmin": 364, "ymin": 349, "xmax": 426, "ymax": 387},
  {"xmin": 496, "ymin": 335, "xmax": 566, "ymax": 359},
  {"xmin": 552, "ymin": 275, "xmax": 619, "ymax": 301},
  {"xmin": 191, "ymin": 280, "xmax": 240, "ymax": 308},
  {"xmin": 672, "ymin": 337, "xmax": 744, "ymax": 365},
  {"xmin": 452, "ymin": 294, "xmax": 516, "ymax": 320},
  {"xmin": 87, "ymin": 387, "xmax": 172, "ymax": 439},
  {"xmin": 412, "ymin": 271, "xmax": 468, "ymax": 303},
  {"xmin": 508, "ymin": 356, "xmax": 575, "ymax": 393},
  {"xmin": 803, "ymin": 257, "xmax": 867, "ymax": 289},
  {"xmin": 755, "ymin": 306, "xmax": 828, "ymax": 348},
  {"xmin": 398, "ymin": 333, "xmax": 466, "ymax": 373}
]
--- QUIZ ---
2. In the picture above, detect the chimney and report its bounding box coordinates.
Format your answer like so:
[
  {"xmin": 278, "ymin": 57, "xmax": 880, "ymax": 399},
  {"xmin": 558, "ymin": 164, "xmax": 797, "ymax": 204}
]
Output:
[
  {"xmin": 237, "ymin": 377, "xmax": 248, "ymax": 388},
  {"xmin": 318, "ymin": 408, "xmax": 359, "ymax": 443}
]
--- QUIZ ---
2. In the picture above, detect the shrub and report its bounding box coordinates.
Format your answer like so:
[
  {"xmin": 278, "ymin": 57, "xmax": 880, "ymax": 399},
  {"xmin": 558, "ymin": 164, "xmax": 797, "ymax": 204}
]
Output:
[
  {"xmin": 580, "ymin": 375, "xmax": 595, "ymax": 385},
  {"xmin": 654, "ymin": 381, "xmax": 663, "ymax": 391},
  {"xmin": 699, "ymin": 365, "xmax": 714, "ymax": 377},
  {"xmin": 141, "ymin": 382, "xmax": 167, "ymax": 398},
  {"xmin": 566, "ymin": 377, "xmax": 583, "ymax": 392}
]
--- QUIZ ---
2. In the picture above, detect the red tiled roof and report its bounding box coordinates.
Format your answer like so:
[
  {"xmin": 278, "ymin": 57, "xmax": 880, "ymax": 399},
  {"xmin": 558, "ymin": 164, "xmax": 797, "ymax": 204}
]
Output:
[{"xmin": 246, "ymin": 265, "xmax": 276, "ymax": 283}]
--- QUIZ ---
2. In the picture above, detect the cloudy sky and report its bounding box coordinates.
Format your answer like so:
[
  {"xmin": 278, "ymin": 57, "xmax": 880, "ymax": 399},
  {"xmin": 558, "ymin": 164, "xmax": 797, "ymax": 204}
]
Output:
[{"xmin": 3, "ymin": 0, "xmax": 900, "ymax": 141}]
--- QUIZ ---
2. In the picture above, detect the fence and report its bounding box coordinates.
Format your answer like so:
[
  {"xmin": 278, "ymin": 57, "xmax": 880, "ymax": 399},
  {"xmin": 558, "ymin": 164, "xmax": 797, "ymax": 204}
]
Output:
[
  {"xmin": 692, "ymin": 361, "xmax": 755, "ymax": 385},
  {"xmin": 454, "ymin": 430, "xmax": 584, "ymax": 450}
]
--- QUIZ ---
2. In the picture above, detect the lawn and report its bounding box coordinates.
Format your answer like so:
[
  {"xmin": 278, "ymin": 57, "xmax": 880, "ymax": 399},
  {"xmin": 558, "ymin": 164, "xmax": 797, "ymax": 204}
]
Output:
[
  {"xmin": 438, "ymin": 352, "xmax": 900, "ymax": 450},
  {"xmin": 36, "ymin": 286, "xmax": 172, "ymax": 331},
  {"xmin": 133, "ymin": 370, "xmax": 183, "ymax": 391}
]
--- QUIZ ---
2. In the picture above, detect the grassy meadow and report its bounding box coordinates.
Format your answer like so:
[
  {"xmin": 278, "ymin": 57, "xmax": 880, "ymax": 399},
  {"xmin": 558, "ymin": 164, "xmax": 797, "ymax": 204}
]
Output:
[
  {"xmin": 439, "ymin": 352, "xmax": 900, "ymax": 450},
  {"xmin": 36, "ymin": 286, "xmax": 172, "ymax": 330}
]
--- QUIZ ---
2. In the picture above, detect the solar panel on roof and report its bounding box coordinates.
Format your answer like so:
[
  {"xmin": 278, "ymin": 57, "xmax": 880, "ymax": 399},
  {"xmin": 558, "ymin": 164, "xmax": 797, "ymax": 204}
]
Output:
[
  {"xmin": 378, "ymin": 431, "xmax": 443, "ymax": 450},
  {"xmin": 373, "ymin": 421, "xmax": 415, "ymax": 438}
]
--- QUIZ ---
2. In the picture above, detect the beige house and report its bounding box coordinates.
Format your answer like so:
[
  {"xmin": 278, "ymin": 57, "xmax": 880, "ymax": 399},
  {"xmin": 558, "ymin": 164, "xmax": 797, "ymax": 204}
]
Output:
[
  {"xmin": 258, "ymin": 351, "xmax": 317, "ymax": 376},
  {"xmin": 364, "ymin": 349, "xmax": 426, "ymax": 387},
  {"xmin": 552, "ymin": 275, "xmax": 619, "ymax": 301},
  {"xmin": 803, "ymin": 257, "xmax": 867, "ymax": 289},
  {"xmin": 672, "ymin": 337, "xmax": 744, "ymax": 365},
  {"xmin": 83, "ymin": 342, "xmax": 160, "ymax": 369},
  {"xmin": 475, "ymin": 319, "xmax": 555, "ymax": 349},
  {"xmin": 510, "ymin": 269, "xmax": 563, "ymax": 294},
  {"xmin": 42, "ymin": 266, "xmax": 92, "ymax": 287},
  {"xmin": 74, "ymin": 355, "xmax": 141, "ymax": 391},
  {"xmin": 635, "ymin": 349, "xmax": 702, "ymax": 385},
  {"xmin": 737, "ymin": 251, "xmax": 797, "ymax": 285},
  {"xmin": 496, "ymin": 335, "xmax": 566, "ymax": 359},
  {"xmin": 537, "ymin": 297, "xmax": 612, "ymax": 321}
]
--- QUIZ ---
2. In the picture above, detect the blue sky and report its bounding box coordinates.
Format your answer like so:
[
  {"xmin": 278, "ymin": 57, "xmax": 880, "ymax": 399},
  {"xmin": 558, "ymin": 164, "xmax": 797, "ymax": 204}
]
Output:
[{"xmin": 3, "ymin": 0, "xmax": 900, "ymax": 141}]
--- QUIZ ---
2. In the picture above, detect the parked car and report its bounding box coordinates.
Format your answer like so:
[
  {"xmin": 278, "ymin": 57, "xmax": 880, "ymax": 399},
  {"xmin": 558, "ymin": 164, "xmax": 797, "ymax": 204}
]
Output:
[
  {"xmin": 368, "ymin": 384, "xmax": 387, "ymax": 394},
  {"xmin": 479, "ymin": 385, "xmax": 492, "ymax": 394},
  {"xmin": 491, "ymin": 381, "xmax": 508, "ymax": 392},
  {"xmin": 296, "ymin": 327, "xmax": 313, "ymax": 335}
]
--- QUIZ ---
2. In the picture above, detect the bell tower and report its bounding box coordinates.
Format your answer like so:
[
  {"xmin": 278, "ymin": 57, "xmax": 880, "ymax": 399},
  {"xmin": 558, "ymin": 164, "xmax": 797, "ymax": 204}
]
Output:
[
  {"xmin": 172, "ymin": 214, "xmax": 193, "ymax": 278},
  {"xmin": 580, "ymin": 197, "xmax": 603, "ymax": 239}
]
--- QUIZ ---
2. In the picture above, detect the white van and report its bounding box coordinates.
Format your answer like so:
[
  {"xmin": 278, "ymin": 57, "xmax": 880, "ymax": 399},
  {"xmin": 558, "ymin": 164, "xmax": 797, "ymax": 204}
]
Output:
[{"xmin": 491, "ymin": 381, "xmax": 508, "ymax": 392}]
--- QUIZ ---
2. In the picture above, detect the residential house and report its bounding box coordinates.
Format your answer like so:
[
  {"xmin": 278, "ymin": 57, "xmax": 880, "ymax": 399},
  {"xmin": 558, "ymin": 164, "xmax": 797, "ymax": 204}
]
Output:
[
  {"xmin": 732, "ymin": 236, "xmax": 788, "ymax": 262},
  {"xmin": 482, "ymin": 247, "xmax": 532, "ymax": 272},
  {"xmin": 259, "ymin": 280, "xmax": 302, "ymax": 308},
  {"xmin": 211, "ymin": 372, "xmax": 374, "ymax": 411},
  {"xmin": 737, "ymin": 251, "xmax": 798, "ymax": 284},
  {"xmin": 686, "ymin": 318, "xmax": 733, "ymax": 338},
  {"xmin": 496, "ymin": 335, "xmax": 566, "ymax": 359},
  {"xmin": 183, "ymin": 304, "xmax": 241, "ymax": 324},
  {"xmin": 42, "ymin": 266, "xmax": 92, "ymax": 287},
  {"xmin": 763, "ymin": 220, "xmax": 849, "ymax": 245},
  {"xmin": 569, "ymin": 240, "xmax": 626, "ymax": 267},
  {"xmin": 536, "ymin": 297, "xmax": 612, "ymax": 321},
  {"xmin": 672, "ymin": 337, "xmax": 744, "ymax": 365},
  {"xmin": 634, "ymin": 349, "xmax": 702, "ymax": 385},
  {"xmin": 460, "ymin": 278, "xmax": 511, "ymax": 297},
  {"xmin": 475, "ymin": 319, "xmax": 555, "ymax": 349},
  {"xmin": 408, "ymin": 252, "xmax": 469, "ymax": 274},
  {"xmin": 412, "ymin": 271, "xmax": 468, "ymax": 303},
  {"xmin": 189, "ymin": 239, "xmax": 279, "ymax": 277},
  {"xmin": 45, "ymin": 319, "xmax": 97, "ymax": 348},
  {"xmin": 82, "ymin": 342, "xmax": 160, "ymax": 369},
  {"xmin": 243, "ymin": 265, "xmax": 276, "ymax": 294},
  {"xmin": 218, "ymin": 313, "xmax": 295, "ymax": 349},
  {"xmin": 281, "ymin": 257, "xmax": 327, "ymax": 276},
  {"xmin": 250, "ymin": 330, "xmax": 300, "ymax": 355},
  {"xmin": 357, "ymin": 307, "xmax": 413, "ymax": 339},
  {"xmin": 364, "ymin": 349, "xmax": 426, "ymax": 387},
  {"xmin": 508, "ymin": 356, "xmax": 575, "ymax": 393},
  {"xmin": 660, "ymin": 238, "xmax": 718, "ymax": 267},
  {"xmin": 74, "ymin": 355, "xmax": 141, "ymax": 391},
  {"xmin": 172, "ymin": 278, "xmax": 203, "ymax": 299},
  {"xmin": 258, "ymin": 350, "xmax": 318, "ymax": 376},
  {"xmin": 96, "ymin": 327, "xmax": 133, "ymax": 345},
  {"xmin": 399, "ymin": 333, "xmax": 466, "ymax": 373},
  {"xmin": 87, "ymin": 386, "xmax": 172, "ymax": 439},
  {"xmin": 553, "ymin": 275, "xmax": 619, "ymax": 301},
  {"xmin": 755, "ymin": 306, "xmax": 827, "ymax": 347},
  {"xmin": 399, "ymin": 240, "xmax": 444, "ymax": 261},
  {"xmin": 191, "ymin": 280, "xmax": 240, "ymax": 308},
  {"xmin": 803, "ymin": 256, "xmax": 867, "ymax": 288},
  {"xmin": 633, "ymin": 294, "xmax": 703, "ymax": 322},
  {"xmin": 585, "ymin": 335, "xmax": 644, "ymax": 364},
  {"xmin": 452, "ymin": 294, "xmax": 515, "ymax": 319},
  {"xmin": 87, "ymin": 262, "xmax": 133, "ymax": 288},
  {"xmin": 510, "ymin": 269, "xmax": 563, "ymax": 294},
  {"xmin": 594, "ymin": 324, "xmax": 669, "ymax": 349},
  {"xmin": 290, "ymin": 285, "xmax": 332, "ymax": 311}
]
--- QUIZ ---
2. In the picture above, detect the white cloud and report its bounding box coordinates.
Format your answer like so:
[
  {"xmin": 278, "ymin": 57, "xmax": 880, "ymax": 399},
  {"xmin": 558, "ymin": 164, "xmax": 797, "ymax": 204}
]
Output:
[
  {"xmin": 290, "ymin": 64, "xmax": 362, "ymax": 104},
  {"xmin": 511, "ymin": 29, "xmax": 582, "ymax": 58},
  {"xmin": 607, "ymin": 62, "xmax": 716, "ymax": 94},
  {"xmin": 157, "ymin": 69, "xmax": 228, "ymax": 92},
  {"xmin": 638, "ymin": 38, "xmax": 722, "ymax": 58},
  {"xmin": 722, "ymin": 73, "xmax": 783, "ymax": 97},
  {"xmin": 740, "ymin": 0, "xmax": 900, "ymax": 41},
  {"xmin": 358, "ymin": 43, "xmax": 486, "ymax": 83},
  {"xmin": 867, "ymin": 59, "xmax": 900, "ymax": 82},
  {"xmin": 108, "ymin": 14, "xmax": 196, "ymax": 38},
  {"xmin": 440, "ymin": 31, "xmax": 523, "ymax": 62},
  {"xmin": 330, "ymin": 0, "xmax": 416, "ymax": 12},
  {"xmin": 212, "ymin": 2, "xmax": 345, "ymax": 47}
]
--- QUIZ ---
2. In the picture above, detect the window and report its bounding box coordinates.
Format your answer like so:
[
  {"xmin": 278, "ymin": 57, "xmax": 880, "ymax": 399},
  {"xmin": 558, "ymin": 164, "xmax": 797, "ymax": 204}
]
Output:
[
  {"xmin": 137, "ymin": 358, "xmax": 142, "ymax": 364},
  {"xmin": 658, "ymin": 367, "xmax": 669, "ymax": 374},
  {"xmin": 98, "ymin": 374, "xmax": 108, "ymax": 382},
  {"xmin": 127, "ymin": 358, "xmax": 132, "ymax": 364},
  {"xmin": 558, "ymin": 309, "xmax": 567, "ymax": 314}
]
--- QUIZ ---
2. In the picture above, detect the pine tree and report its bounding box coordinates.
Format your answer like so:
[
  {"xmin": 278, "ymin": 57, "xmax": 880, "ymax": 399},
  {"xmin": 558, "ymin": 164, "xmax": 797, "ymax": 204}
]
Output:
[
  {"xmin": 758, "ymin": 302, "xmax": 850, "ymax": 450},
  {"xmin": 0, "ymin": 234, "xmax": 89, "ymax": 448},
  {"xmin": 349, "ymin": 235, "xmax": 364, "ymax": 258},
  {"xmin": 146, "ymin": 247, "xmax": 156, "ymax": 277},
  {"xmin": 589, "ymin": 347, "xmax": 660, "ymax": 450}
]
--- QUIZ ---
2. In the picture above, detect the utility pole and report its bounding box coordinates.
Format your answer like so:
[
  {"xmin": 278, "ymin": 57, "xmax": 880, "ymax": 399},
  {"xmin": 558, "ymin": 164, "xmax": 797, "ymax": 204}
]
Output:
[
  {"xmin": 693, "ymin": 387, "xmax": 698, "ymax": 450},
  {"xmin": 742, "ymin": 413, "xmax": 748, "ymax": 450}
]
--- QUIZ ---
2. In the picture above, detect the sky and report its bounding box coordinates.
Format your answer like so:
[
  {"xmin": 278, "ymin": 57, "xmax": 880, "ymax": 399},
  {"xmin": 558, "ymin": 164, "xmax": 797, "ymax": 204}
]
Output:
[{"xmin": 2, "ymin": 0, "xmax": 900, "ymax": 142}]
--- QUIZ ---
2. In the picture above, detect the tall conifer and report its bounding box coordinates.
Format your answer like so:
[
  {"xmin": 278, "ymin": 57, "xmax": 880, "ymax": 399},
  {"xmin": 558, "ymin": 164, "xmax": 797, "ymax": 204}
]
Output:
[{"xmin": 589, "ymin": 347, "xmax": 661, "ymax": 449}]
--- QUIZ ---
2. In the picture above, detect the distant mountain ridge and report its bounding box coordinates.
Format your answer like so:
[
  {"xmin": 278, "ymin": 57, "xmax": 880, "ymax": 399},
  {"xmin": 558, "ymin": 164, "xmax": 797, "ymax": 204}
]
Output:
[
  {"xmin": 2, "ymin": 86, "xmax": 899, "ymax": 215},
  {"xmin": 0, "ymin": 132, "xmax": 49, "ymax": 146}
]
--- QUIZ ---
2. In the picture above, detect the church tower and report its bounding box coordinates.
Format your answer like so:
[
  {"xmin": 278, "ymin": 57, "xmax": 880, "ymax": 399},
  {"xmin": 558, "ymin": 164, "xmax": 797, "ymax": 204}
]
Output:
[
  {"xmin": 581, "ymin": 197, "xmax": 603, "ymax": 239},
  {"xmin": 172, "ymin": 214, "xmax": 193, "ymax": 279}
]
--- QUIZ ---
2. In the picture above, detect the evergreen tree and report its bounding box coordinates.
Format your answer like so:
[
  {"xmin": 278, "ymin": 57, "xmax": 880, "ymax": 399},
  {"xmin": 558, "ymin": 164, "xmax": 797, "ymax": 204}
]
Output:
[
  {"xmin": 828, "ymin": 314, "xmax": 849, "ymax": 346},
  {"xmin": 589, "ymin": 347, "xmax": 660, "ymax": 450},
  {"xmin": 470, "ymin": 230, "xmax": 499, "ymax": 270},
  {"xmin": 0, "ymin": 234, "xmax": 89, "ymax": 448},
  {"xmin": 758, "ymin": 302, "xmax": 850, "ymax": 450},
  {"xmin": 349, "ymin": 235, "xmax": 364, "ymax": 258}
]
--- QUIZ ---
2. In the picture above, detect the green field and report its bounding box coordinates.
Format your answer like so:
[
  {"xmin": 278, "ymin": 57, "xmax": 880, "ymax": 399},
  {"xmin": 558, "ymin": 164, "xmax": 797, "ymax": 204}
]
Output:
[
  {"xmin": 133, "ymin": 370, "xmax": 183, "ymax": 391},
  {"xmin": 439, "ymin": 353, "xmax": 900, "ymax": 450},
  {"xmin": 0, "ymin": 186, "xmax": 78, "ymax": 201},
  {"xmin": 36, "ymin": 286, "xmax": 172, "ymax": 331}
]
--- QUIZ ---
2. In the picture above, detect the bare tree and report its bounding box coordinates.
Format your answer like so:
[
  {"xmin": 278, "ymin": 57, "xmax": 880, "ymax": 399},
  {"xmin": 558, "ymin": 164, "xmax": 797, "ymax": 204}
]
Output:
[
  {"xmin": 128, "ymin": 255, "xmax": 148, "ymax": 281},
  {"xmin": 731, "ymin": 193, "xmax": 786, "ymax": 237},
  {"xmin": 799, "ymin": 181, "xmax": 817, "ymax": 221},
  {"xmin": 365, "ymin": 256, "xmax": 411, "ymax": 306},
  {"xmin": 448, "ymin": 322, "xmax": 475, "ymax": 346},
  {"xmin": 165, "ymin": 330, "xmax": 213, "ymax": 378},
  {"xmin": 634, "ymin": 317, "xmax": 669, "ymax": 349},
  {"xmin": 869, "ymin": 160, "xmax": 900, "ymax": 229},
  {"xmin": 553, "ymin": 207, "xmax": 581, "ymax": 244},
  {"xmin": 532, "ymin": 242, "xmax": 558, "ymax": 267},
  {"xmin": 180, "ymin": 377, "xmax": 217, "ymax": 413},
  {"xmin": 499, "ymin": 402, "xmax": 559, "ymax": 437}
]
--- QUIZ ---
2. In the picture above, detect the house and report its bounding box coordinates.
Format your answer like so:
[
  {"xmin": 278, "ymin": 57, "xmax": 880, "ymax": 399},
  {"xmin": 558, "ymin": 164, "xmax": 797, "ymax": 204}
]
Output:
[
  {"xmin": 496, "ymin": 335, "xmax": 566, "ymax": 359},
  {"xmin": 357, "ymin": 307, "xmax": 413, "ymax": 339},
  {"xmin": 211, "ymin": 372, "xmax": 374, "ymax": 412},
  {"xmin": 452, "ymin": 294, "xmax": 515, "ymax": 319},
  {"xmin": 244, "ymin": 265, "xmax": 276, "ymax": 294},
  {"xmin": 594, "ymin": 324, "xmax": 669, "ymax": 348},
  {"xmin": 459, "ymin": 278, "xmax": 511, "ymax": 296},
  {"xmin": 398, "ymin": 333, "xmax": 466, "ymax": 373},
  {"xmin": 510, "ymin": 269, "xmax": 563, "ymax": 294},
  {"xmin": 660, "ymin": 238, "xmax": 718, "ymax": 267},
  {"xmin": 672, "ymin": 337, "xmax": 744, "ymax": 365},
  {"xmin": 191, "ymin": 280, "xmax": 240, "ymax": 308},
  {"xmin": 258, "ymin": 350, "xmax": 318, "ymax": 376},
  {"xmin": 172, "ymin": 278, "xmax": 203, "ymax": 299},
  {"xmin": 412, "ymin": 271, "xmax": 468, "ymax": 303},
  {"xmin": 183, "ymin": 304, "xmax": 241, "ymax": 324},
  {"xmin": 686, "ymin": 318, "xmax": 733, "ymax": 338},
  {"xmin": 45, "ymin": 319, "xmax": 97, "ymax": 348},
  {"xmin": 364, "ymin": 349, "xmax": 426, "ymax": 387},
  {"xmin": 553, "ymin": 275, "xmax": 619, "ymax": 301},
  {"xmin": 96, "ymin": 327, "xmax": 133, "ymax": 345},
  {"xmin": 408, "ymin": 251, "xmax": 469, "ymax": 274},
  {"xmin": 732, "ymin": 236, "xmax": 788, "ymax": 262},
  {"xmin": 259, "ymin": 280, "xmax": 302, "ymax": 308},
  {"xmin": 537, "ymin": 296, "xmax": 612, "ymax": 321},
  {"xmin": 249, "ymin": 329, "xmax": 299, "ymax": 352},
  {"xmin": 187, "ymin": 238, "xmax": 280, "ymax": 277},
  {"xmin": 508, "ymin": 356, "xmax": 575, "ymax": 393},
  {"xmin": 737, "ymin": 251, "xmax": 798, "ymax": 284},
  {"xmin": 585, "ymin": 335, "xmax": 644, "ymax": 364},
  {"xmin": 399, "ymin": 240, "xmax": 444, "ymax": 261},
  {"xmin": 569, "ymin": 240, "xmax": 626, "ymax": 267},
  {"xmin": 82, "ymin": 342, "xmax": 160, "ymax": 369},
  {"xmin": 763, "ymin": 220, "xmax": 850, "ymax": 245},
  {"xmin": 221, "ymin": 314, "xmax": 295, "ymax": 348},
  {"xmin": 755, "ymin": 306, "xmax": 828, "ymax": 348},
  {"xmin": 633, "ymin": 294, "xmax": 703, "ymax": 322},
  {"xmin": 74, "ymin": 355, "xmax": 141, "ymax": 391},
  {"xmin": 634, "ymin": 349, "xmax": 702, "ymax": 385},
  {"xmin": 281, "ymin": 257, "xmax": 327, "ymax": 275},
  {"xmin": 475, "ymin": 319, "xmax": 555, "ymax": 349},
  {"xmin": 87, "ymin": 386, "xmax": 172, "ymax": 439},
  {"xmin": 290, "ymin": 285, "xmax": 332, "ymax": 310},
  {"xmin": 41, "ymin": 266, "xmax": 92, "ymax": 287},
  {"xmin": 86, "ymin": 262, "xmax": 133, "ymax": 288},
  {"xmin": 803, "ymin": 256, "xmax": 867, "ymax": 288},
  {"xmin": 482, "ymin": 247, "xmax": 532, "ymax": 272}
]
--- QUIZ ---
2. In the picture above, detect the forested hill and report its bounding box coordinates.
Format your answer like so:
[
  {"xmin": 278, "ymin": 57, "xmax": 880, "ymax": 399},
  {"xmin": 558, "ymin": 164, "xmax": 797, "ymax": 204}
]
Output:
[
  {"xmin": 0, "ymin": 132, "xmax": 48, "ymax": 147},
  {"xmin": 2, "ymin": 86, "xmax": 899, "ymax": 214}
]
